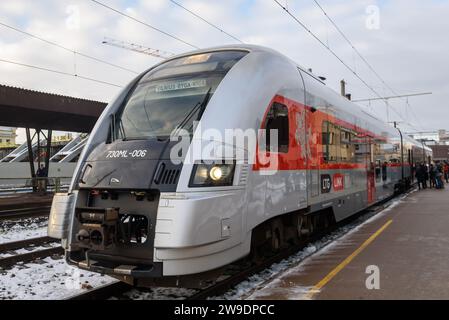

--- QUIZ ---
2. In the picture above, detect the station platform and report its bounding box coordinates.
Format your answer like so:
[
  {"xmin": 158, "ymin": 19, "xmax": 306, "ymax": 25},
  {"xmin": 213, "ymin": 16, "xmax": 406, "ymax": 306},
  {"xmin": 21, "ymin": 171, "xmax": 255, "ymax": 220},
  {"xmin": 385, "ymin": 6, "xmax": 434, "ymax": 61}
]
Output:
[
  {"xmin": 249, "ymin": 187, "xmax": 449, "ymax": 300},
  {"xmin": 0, "ymin": 193, "xmax": 53, "ymax": 211}
]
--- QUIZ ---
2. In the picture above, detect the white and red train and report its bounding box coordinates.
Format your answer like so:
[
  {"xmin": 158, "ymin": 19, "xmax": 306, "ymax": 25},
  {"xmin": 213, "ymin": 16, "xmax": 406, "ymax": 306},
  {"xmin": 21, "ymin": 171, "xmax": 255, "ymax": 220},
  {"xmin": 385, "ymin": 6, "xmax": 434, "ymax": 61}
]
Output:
[{"xmin": 48, "ymin": 45, "xmax": 431, "ymax": 286}]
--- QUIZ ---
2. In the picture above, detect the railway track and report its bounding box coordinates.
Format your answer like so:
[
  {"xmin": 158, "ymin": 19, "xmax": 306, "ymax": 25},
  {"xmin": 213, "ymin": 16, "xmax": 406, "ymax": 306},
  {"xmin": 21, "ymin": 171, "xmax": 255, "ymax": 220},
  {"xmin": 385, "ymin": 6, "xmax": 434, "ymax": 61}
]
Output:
[
  {"xmin": 0, "ymin": 236, "xmax": 63, "ymax": 269},
  {"xmin": 0, "ymin": 206, "xmax": 51, "ymax": 221}
]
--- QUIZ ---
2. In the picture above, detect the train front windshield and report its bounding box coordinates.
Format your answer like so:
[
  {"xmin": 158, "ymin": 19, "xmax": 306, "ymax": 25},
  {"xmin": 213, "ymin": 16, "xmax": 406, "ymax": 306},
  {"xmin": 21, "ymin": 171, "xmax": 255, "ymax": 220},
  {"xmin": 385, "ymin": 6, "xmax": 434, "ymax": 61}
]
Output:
[{"xmin": 116, "ymin": 51, "xmax": 247, "ymax": 140}]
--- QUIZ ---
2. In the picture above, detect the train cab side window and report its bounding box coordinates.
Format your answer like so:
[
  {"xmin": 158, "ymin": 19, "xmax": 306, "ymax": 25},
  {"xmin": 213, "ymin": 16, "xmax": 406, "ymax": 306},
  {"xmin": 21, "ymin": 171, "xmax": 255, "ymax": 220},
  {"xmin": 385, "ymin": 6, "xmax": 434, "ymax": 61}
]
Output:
[{"xmin": 265, "ymin": 102, "xmax": 289, "ymax": 153}]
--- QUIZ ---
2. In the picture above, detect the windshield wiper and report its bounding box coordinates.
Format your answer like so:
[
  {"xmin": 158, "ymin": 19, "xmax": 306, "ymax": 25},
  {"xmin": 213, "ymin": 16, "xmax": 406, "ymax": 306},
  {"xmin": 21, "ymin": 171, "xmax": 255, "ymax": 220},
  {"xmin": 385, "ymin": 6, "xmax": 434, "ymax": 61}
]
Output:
[
  {"xmin": 196, "ymin": 87, "xmax": 212, "ymax": 121},
  {"xmin": 172, "ymin": 87, "xmax": 212, "ymax": 136}
]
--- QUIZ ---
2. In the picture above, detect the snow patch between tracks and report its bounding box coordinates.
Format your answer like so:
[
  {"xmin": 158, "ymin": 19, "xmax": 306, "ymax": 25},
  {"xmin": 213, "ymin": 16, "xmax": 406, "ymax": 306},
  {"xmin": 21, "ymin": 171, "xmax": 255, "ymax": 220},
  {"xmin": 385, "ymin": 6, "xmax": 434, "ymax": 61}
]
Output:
[
  {"xmin": 0, "ymin": 217, "xmax": 48, "ymax": 244},
  {"xmin": 0, "ymin": 257, "xmax": 116, "ymax": 300}
]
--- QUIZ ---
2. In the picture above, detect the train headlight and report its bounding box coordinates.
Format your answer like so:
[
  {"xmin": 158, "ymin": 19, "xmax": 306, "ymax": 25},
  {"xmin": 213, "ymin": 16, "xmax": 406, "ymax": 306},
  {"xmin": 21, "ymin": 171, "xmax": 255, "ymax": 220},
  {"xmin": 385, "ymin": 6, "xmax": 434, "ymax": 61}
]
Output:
[
  {"xmin": 209, "ymin": 166, "xmax": 223, "ymax": 181},
  {"xmin": 190, "ymin": 162, "xmax": 235, "ymax": 187}
]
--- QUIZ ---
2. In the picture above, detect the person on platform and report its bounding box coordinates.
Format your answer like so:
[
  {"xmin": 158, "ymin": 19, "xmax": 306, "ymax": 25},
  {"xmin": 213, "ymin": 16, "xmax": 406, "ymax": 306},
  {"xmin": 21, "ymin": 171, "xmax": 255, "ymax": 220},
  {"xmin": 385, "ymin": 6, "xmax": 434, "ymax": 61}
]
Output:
[
  {"xmin": 36, "ymin": 164, "xmax": 47, "ymax": 194},
  {"xmin": 415, "ymin": 164, "xmax": 425, "ymax": 190},
  {"xmin": 422, "ymin": 164, "xmax": 429, "ymax": 189},
  {"xmin": 436, "ymin": 163, "xmax": 445, "ymax": 189},
  {"xmin": 429, "ymin": 164, "xmax": 436, "ymax": 188},
  {"xmin": 444, "ymin": 161, "xmax": 449, "ymax": 183},
  {"xmin": 436, "ymin": 164, "xmax": 441, "ymax": 187}
]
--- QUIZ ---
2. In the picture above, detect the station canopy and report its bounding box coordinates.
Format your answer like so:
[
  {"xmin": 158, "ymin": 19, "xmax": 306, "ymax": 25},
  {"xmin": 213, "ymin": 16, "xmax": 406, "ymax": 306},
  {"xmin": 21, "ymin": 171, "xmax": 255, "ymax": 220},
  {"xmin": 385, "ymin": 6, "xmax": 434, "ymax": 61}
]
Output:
[{"xmin": 0, "ymin": 84, "xmax": 107, "ymax": 132}]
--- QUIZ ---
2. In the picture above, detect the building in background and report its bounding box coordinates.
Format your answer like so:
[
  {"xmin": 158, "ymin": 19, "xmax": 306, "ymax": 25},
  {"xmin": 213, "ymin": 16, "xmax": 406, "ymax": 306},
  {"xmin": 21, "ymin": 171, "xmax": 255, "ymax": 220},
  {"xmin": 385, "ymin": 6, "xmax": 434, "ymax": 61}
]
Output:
[
  {"xmin": 52, "ymin": 132, "xmax": 73, "ymax": 145},
  {"xmin": 430, "ymin": 145, "xmax": 449, "ymax": 162},
  {"xmin": 0, "ymin": 127, "xmax": 17, "ymax": 147},
  {"xmin": 405, "ymin": 129, "xmax": 449, "ymax": 162},
  {"xmin": 0, "ymin": 127, "xmax": 18, "ymax": 159},
  {"xmin": 438, "ymin": 130, "xmax": 449, "ymax": 145}
]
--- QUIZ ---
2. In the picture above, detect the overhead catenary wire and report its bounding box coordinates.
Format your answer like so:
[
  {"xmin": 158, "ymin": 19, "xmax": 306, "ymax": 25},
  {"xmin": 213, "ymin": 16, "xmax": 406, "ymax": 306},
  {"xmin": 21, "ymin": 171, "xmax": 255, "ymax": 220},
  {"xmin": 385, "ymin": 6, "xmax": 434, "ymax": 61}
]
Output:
[
  {"xmin": 0, "ymin": 21, "xmax": 138, "ymax": 74},
  {"xmin": 312, "ymin": 0, "xmax": 398, "ymax": 96},
  {"xmin": 272, "ymin": 0, "xmax": 407, "ymax": 124},
  {"xmin": 406, "ymin": 98, "xmax": 426, "ymax": 131},
  {"xmin": 90, "ymin": 0, "xmax": 200, "ymax": 50},
  {"xmin": 352, "ymin": 92, "xmax": 433, "ymax": 102},
  {"xmin": 0, "ymin": 58, "xmax": 123, "ymax": 88},
  {"xmin": 169, "ymin": 0, "xmax": 243, "ymax": 43},
  {"xmin": 273, "ymin": 1, "xmax": 383, "ymax": 100},
  {"xmin": 346, "ymin": 81, "xmax": 428, "ymax": 131},
  {"xmin": 310, "ymin": 0, "xmax": 431, "ymax": 132}
]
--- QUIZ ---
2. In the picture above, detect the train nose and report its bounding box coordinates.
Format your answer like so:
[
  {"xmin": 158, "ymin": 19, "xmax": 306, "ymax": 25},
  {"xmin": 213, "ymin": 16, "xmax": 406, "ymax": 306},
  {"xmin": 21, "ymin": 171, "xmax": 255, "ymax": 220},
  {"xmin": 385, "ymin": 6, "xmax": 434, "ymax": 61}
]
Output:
[{"xmin": 78, "ymin": 139, "xmax": 184, "ymax": 191}]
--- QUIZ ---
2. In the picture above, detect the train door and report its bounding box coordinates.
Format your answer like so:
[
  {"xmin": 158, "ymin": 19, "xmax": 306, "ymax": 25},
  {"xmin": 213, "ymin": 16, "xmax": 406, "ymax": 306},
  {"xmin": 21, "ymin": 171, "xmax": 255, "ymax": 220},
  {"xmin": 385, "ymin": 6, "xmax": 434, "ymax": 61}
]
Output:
[
  {"xmin": 297, "ymin": 68, "xmax": 317, "ymax": 204},
  {"xmin": 367, "ymin": 137, "xmax": 376, "ymax": 204}
]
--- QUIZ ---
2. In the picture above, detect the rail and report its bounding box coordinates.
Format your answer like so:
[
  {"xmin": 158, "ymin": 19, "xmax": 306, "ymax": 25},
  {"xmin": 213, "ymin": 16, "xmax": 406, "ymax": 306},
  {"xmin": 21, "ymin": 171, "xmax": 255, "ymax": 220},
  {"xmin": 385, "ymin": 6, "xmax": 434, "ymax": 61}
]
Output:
[
  {"xmin": 0, "ymin": 177, "xmax": 70, "ymax": 194},
  {"xmin": 0, "ymin": 236, "xmax": 63, "ymax": 269},
  {"xmin": 0, "ymin": 206, "xmax": 51, "ymax": 221}
]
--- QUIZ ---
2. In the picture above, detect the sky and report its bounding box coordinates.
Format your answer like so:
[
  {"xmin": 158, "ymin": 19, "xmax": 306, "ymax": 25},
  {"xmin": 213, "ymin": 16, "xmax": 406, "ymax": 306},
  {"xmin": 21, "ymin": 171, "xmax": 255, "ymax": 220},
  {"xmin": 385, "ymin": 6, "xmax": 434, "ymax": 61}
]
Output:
[{"xmin": 1, "ymin": 0, "xmax": 448, "ymax": 143}]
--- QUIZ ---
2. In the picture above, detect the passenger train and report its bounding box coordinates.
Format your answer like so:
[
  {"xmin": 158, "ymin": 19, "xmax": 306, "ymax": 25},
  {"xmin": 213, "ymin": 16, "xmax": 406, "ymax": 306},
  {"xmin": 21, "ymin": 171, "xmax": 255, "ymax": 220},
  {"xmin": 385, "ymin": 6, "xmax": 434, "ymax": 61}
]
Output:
[{"xmin": 48, "ymin": 45, "xmax": 432, "ymax": 287}]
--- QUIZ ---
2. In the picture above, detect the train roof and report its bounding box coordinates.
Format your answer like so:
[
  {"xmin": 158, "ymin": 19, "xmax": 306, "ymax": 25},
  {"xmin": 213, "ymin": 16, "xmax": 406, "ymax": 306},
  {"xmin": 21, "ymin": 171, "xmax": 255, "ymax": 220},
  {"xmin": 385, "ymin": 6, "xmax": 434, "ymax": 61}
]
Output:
[{"xmin": 156, "ymin": 44, "xmax": 430, "ymax": 151}]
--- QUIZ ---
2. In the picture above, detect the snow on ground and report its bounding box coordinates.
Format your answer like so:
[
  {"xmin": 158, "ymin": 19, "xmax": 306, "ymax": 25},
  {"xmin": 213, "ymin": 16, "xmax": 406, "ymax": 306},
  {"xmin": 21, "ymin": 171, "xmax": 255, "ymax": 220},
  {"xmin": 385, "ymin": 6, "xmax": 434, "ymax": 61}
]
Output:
[
  {"xmin": 0, "ymin": 256, "xmax": 116, "ymax": 300},
  {"xmin": 0, "ymin": 217, "xmax": 48, "ymax": 244},
  {"xmin": 0, "ymin": 216, "xmax": 119, "ymax": 300},
  {"xmin": 213, "ymin": 192, "xmax": 412, "ymax": 300}
]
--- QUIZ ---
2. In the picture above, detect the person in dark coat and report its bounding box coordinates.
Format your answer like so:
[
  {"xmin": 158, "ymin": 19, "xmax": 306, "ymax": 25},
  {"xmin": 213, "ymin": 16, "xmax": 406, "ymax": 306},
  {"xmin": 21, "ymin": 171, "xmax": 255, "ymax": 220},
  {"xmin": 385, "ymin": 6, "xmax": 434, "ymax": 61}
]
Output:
[
  {"xmin": 422, "ymin": 163, "xmax": 428, "ymax": 189},
  {"xmin": 36, "ymin": 164, "xmax": 47, "ymax": 193},
  {"xmin": 436, "ymin": 163, "xmax": 445, "ymax": 189},
  {"xmin": 415, "ymin": 164, "xmax": 424, "ymax": 190},
  {"xmin": 429, "ymin": 164, "xmax": 436, "ymax": 188},
  {"xmin": 36, "ymin": 164, "xmax": 46, "ymax": 177}
]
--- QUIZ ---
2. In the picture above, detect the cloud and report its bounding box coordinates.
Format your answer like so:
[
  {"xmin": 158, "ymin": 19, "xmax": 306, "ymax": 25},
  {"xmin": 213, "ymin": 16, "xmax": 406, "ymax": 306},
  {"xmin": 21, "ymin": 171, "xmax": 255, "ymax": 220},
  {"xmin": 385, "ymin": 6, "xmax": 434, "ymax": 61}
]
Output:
[{"xmin": 1, "ymin": 0, "xmax": 448, "ymax": 143}]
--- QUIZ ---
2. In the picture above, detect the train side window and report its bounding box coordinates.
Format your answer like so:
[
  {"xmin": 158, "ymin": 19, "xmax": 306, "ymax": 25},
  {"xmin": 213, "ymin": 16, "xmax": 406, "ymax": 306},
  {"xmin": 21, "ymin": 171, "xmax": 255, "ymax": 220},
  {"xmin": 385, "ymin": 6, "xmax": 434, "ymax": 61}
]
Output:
[
  {"xmin": 265, "ymin": 102, "xmax": 289, "ymax": 153},
  {"xmin": 354, "ymin": 134, "xmax": 367, "ymax": 164},
  {"xmin": 340, "ymin": 129, "xmax": 355, "ymax": 163},
  {"xmin": 322, "ymin": 121, "xmax": 342, "ymax": 162},
  {"xmin": 330, "ymin": 124, "xmax": 340, "ymax": 162}
]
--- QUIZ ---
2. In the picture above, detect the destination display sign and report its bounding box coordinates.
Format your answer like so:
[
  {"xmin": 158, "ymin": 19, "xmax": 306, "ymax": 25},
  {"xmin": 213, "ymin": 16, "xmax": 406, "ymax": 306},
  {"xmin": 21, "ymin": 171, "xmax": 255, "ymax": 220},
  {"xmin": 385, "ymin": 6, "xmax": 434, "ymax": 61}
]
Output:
[{"xmin": 155, "ymin": 79, "xmax": 207, "ymax": 92}]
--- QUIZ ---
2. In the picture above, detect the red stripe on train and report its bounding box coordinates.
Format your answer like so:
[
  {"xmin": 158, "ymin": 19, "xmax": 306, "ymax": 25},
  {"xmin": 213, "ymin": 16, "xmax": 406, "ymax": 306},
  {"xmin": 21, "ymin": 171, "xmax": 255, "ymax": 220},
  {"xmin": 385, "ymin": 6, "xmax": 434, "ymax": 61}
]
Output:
[{"xmin": 253, "ymin": 95, "xmax": 406, "ymax": 172}]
